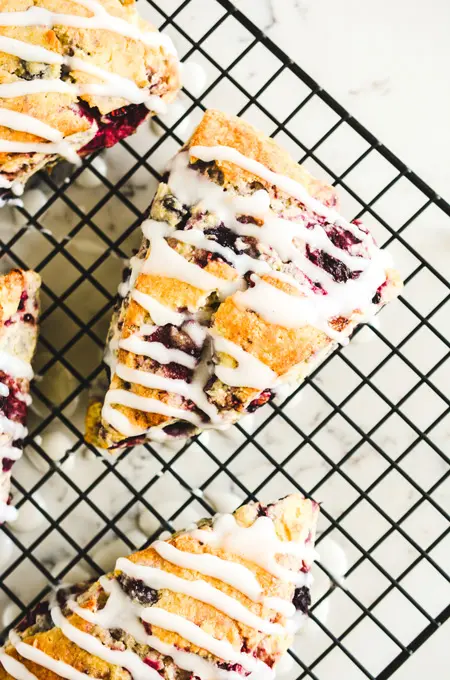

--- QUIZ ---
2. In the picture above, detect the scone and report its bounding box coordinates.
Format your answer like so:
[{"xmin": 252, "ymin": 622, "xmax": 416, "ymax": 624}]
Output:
[
  {"xmin": 0, "ymin": 0, "xmax": 180, "ymax": 202},
  {"xmin": 0, "ymin": 268, "xmax": 40, "ymax": 522},
  {"xmin": 0, "ymin": 493, "xmax": 319, "ymax": 680},
  {"xmin": 86, "ymin": 109, "xmax": 403, "ymax": 449}
]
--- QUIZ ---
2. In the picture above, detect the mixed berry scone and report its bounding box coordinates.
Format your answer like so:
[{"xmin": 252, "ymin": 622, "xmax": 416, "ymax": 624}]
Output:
[
  {"xmin": 0, "ymin": 0, "xmax": 180, "ymax": 202},
  {"xmin": 0, "ymin": 268, "xmax": 40, "ymax": 522},
  {"xmin": 86, "ymin": 109, "xmax": 402, "ymax": 449},
  {"xmin": 0, "ymin": 493, "xmax": 319, "ymax": 680}
]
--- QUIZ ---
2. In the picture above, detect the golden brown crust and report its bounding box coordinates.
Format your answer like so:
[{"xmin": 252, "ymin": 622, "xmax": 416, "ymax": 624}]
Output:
[
  {"xmin": 213, "ymin": 296, "xmax": 331, "ymax": 377},
  {"xmin": 0, "ymin": 494, "xmax": 319, "ymax": 680},
  {"xmin": 189, "ymin": 109, "xmax": 339, "ymax": 208},
  {"xmin": 0, "ymin": 0, "xmax": 180, "ymax": 184}
]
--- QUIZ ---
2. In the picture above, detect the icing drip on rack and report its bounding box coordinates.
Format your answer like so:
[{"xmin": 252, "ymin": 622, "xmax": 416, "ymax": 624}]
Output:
[{"xmin": 0, "ymin": 0, "xmax": 177, "ymax": 158}]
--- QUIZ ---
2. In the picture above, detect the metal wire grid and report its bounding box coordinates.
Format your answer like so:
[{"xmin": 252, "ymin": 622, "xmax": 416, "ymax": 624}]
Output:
[{"xmin": 0, "ymin": 0, "xmax": 449, "ymax": 678}]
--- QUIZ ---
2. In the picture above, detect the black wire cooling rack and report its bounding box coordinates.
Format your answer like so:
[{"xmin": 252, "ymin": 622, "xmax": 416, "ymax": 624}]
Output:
[{"xmin": 1, "ymin": 1, "xmax": 449, "ymax": 678}]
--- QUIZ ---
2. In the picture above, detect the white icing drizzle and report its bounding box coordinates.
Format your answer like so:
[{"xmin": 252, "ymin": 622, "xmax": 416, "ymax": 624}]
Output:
[
  {"xmin": 119, "ymin": 334, "xmax": 197, "ymax": 369},
  {"xmin": 0, "ymin": 415, "xmax": 28, "ymax": 440},
  {"xmin": 184, "ymin": 321, "xmax": 206, "ymax": 346},
  {"xmin": 0, "ymin": 1, "xmax": 177, "ymax": 55},
  {"xmin": 234, "ymin": 275, "xmax": 344, "ymax": 341},
  {"xmin": 0, "ymin": 650, "xmax": 39, "ymax": 680},
  {"xmin": 0, "ymin": 351, "xmax": 33, "ymax": 379},
  {"xmin": 181, "ymin": 148, "xmax": 390, "ymax": 323},
  {"xmin": 210, "ymin": 333, "xmax": 277, "ymax": 389},
  {"xmin": 0, "ymin": 0, "xmax": 177, "ymax": 157},
  {"xmin": 0, "ymin": 138, "xmax": 79, "ymax": 164},
  {"xmin": 0, "ymin": 175, "xmax": 24, "ymax": 195},
  {"xmin": 0, "ymin": 56, "xmax": 166, "ymax": 107},
  {"xmin": 103, "ymin": 388, "xmax": 204, "ymax": 427},
  {"xmin": 115, "ymin": 364, "xmax": 196, "ymax": 399},
  {"xmin": 0, "ymin": 107, "xmax": 64, "ymax": 144},
  {"xmin": 141, "ymin": 220, "xmax": 239, "ymax": 296},
  {"xmin": 0, "ymin": 36, "xmax": 63, "ymax": 64},
  {"xmin": 110, "ymin": 355, "xmax": 219, "ymax": 424},
  {"xmin": 131, "ymin": 290, "xmax": 186, "ymax": 327},
  {"xmin": 0, "ymin": 347, "xmax": 33, "ymax": 523},
  {"xmin": 172, "ymin": 228, "xmax": 271, "ymax": 276},
  {"xmin": 152, "ymin": 540, "xmax": 265, "ymax": 601},
  {"xmin": 51, "ymin": 605, "xmax": 162, "ymax": 680},
  {"xmin": 263, "ymin": 597, "xmax": 296, "ymax": 618},
  {"xmin": 139, "ymin": 607, "xmax": 263, "ymax": 673},
  {"xmin": 0, "ymin": 501, "xmax": 17, "ymax": 523},
  {"xmin": 67, "ymin": 578, "xmax": 245, "ymax": 680},
  {"xmin": 8, "ymin": 630, "xmax": 98, "ymax": 680},
  {"xmin": 190, "ymin": 145, "xmax": 366, "ymax": 235},
  {"xmin": 152, "ymin": 540, "xmax": 306, "ymax": 611},
  {"xmin": 190, "ymin": 514, "xmax": 316, "ymax": 585},
  {"xmin": 0, "ymin": 444, "xmax": 23, "ymax": 460},
  {"xmin": 100, "ymin": 400, "xmax": 147, "ymax": 437},
  {"xmin": 2, "ymin": 511, "xmax": 315, "ymax": 680},
  {"xmin": 116, "ymin": 557, "xmax": 286, "ymax": 635}
]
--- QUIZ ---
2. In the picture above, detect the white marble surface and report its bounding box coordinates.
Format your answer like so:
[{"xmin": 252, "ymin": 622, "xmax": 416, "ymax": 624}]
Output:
[
  {"xmin": 1, "ymin": 1, "xmax": 449, "ymax": 679},
  {"xmin": 235, "ymin": 0, "xmax": 450, "ymax": 201}
]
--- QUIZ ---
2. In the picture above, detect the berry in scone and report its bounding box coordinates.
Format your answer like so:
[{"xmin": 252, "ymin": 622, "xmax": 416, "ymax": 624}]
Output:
[{"xmin": 0, "ymin": 268, "xmax": 40, "ymax": 522}]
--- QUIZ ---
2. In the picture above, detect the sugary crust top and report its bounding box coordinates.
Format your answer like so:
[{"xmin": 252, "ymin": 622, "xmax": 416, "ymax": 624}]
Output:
[{"xmin": 0, "ymin": 494, "xmax": 319, "ymax": 680}]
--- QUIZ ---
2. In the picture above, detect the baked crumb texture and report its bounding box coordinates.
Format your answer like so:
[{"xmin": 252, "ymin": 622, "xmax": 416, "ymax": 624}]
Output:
[
  {"xmin": 0, "ymin": 0, "xmax": 180, "ymax": 201},
  {"xmin": 86, "ymin": 109, "xmax": 403, "ymax": 449},
  {"xmin": 0, "ymin": 493, "xmax": 319, "ymax": 680},
  {"xmin": 0, "ymin": 268, "xmax": 41, "ymax": 522}
]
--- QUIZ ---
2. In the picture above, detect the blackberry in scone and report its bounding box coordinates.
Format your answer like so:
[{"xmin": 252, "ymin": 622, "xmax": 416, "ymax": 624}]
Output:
[
  {"xmin": 0, "ymin": 0, "xmax": 180, "ymax": 202},
  {"xmin": 0, "ymin": 268, "xmax": 40, "ymax": 522},
  {"xmin": 0, "ymin": 493, "xmax": 319, "ymax": 680},
  {"xmin": 86, "ymin": 109, "xmax": 403, "ymax": 449}
]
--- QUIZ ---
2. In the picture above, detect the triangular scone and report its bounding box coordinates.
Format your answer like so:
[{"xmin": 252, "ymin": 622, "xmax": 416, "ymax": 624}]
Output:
[
  {"xmin": 86, "ymin": 109, "xmax": 402, "ymax": 449},
  {"xmin": 0, "ymin": 493, "xmax": 319, "ymax": 680},
  {"xmin": 0, "ymin": 0, "xmax": 180, "ymax": 201},
  {"xmin": 0, "ymin": 269, "xmax": 41, "ymax": 522}
]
